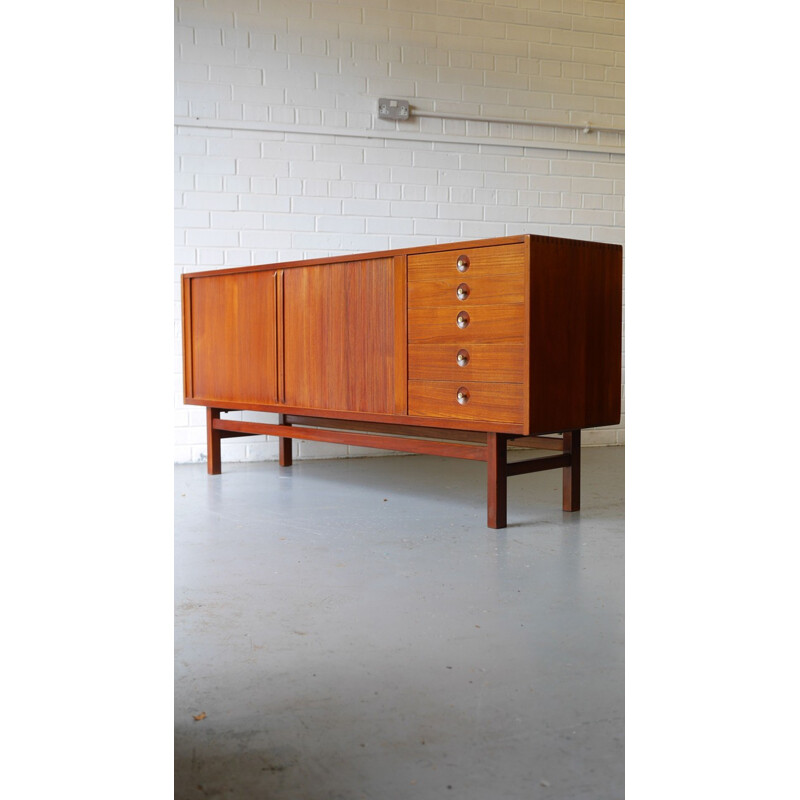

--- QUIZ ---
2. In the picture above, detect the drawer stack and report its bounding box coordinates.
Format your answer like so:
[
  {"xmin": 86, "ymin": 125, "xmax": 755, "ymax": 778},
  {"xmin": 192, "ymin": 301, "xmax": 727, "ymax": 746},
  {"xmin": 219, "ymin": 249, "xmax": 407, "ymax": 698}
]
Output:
[{"xmin": 407, "ymin": 243, "xmax": 526, "ymax": 424}]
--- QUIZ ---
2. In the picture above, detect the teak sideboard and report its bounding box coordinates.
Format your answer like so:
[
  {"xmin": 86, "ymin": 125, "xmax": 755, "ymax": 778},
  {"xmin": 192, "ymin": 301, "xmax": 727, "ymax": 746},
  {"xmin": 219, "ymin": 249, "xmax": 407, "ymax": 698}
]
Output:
[{"xmin": 181, "ymin": 234, "xmax": 622, "ymax": 529}]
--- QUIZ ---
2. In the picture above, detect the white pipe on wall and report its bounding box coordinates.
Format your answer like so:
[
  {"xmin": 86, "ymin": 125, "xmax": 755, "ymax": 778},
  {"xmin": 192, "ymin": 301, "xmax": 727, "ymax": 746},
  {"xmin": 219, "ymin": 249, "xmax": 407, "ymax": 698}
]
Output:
[
  {"xmin": 174, "ymin": 116, "xmax": 624, "ymax": 156},
  {"xmin": 413, "ymin": 109, "xmax": 624, "ymax": 136}
]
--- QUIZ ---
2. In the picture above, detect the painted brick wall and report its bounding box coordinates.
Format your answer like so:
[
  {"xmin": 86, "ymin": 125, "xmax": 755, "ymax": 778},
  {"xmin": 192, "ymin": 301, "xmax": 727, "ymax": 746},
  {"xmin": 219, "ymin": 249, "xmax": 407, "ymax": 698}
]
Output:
[{"xmin": 174, "ymin": 0, "xmax": 625, "ymax": 463}]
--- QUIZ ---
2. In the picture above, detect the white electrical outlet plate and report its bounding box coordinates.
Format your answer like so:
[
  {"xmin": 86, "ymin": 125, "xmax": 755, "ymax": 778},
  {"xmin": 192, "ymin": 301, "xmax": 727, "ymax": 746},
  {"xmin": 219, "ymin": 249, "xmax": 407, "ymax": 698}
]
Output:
[{"xmin": 377, "ymin": 98, "xmax": 410, "ymax": 120}]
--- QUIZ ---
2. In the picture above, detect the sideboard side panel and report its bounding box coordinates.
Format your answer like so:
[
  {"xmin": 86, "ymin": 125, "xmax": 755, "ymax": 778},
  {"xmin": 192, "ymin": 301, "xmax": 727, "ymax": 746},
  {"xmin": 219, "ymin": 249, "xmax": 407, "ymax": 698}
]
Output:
[{"xmin": 529, "ymin": 238, "xmax": 623, "ymax": 433}]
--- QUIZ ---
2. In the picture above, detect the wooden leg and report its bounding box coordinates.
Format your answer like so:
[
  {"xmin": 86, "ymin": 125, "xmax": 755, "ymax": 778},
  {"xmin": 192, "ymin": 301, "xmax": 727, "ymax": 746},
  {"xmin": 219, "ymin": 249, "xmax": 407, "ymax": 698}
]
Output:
[
  {"xmin": 487, "ymin": 433, "xmax": 508, "ymax": 529},
  {"xmin": 562, "ymin": 429, "xmax": 581, "ymax": 511},
  {"xmin": 206, "ymin": 407, "xmax": 222, "ymax": 475},
  {"xmin": 278, "ymin": 414, "xmax": 292, "ymax": 467}
]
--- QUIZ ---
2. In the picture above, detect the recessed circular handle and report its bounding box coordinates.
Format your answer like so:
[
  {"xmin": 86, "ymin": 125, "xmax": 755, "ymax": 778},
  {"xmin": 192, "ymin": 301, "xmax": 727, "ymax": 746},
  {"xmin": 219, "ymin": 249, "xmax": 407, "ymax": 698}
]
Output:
[
  {"xmin": 456, "ymin": 254, "xmax": 470, "ymax": 272},
  {"xmin": 456, "ymin": 349, "xmax": 470, "ymax": 367},
  {"xmin": 456, "ymin": 310, "xmax": 470, "ymax": 329},
  {"xmin": 456, "ymin": 283, "xmax": 470, "ymax": 300},
  {"xmin": 456, "ymin": 387, "xmax": 470, "ymax": 405}
]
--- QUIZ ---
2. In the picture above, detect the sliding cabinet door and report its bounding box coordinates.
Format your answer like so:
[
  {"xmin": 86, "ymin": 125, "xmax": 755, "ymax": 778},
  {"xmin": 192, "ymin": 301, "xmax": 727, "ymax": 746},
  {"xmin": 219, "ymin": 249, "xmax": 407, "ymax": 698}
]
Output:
[
  {"xmin": 185, "ymin": 270, "xmax": 278, "ymax": 406},
  {"xmin": 282, "ymin": 258, "xmax": 401, "ymax": 415}
]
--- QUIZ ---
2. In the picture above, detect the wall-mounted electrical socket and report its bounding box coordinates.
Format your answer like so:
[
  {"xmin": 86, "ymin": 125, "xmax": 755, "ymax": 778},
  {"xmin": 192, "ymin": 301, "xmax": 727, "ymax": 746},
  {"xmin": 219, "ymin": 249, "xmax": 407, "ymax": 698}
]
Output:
[{"xmin": 377, "ymin": 98, "xmax": 410, "ymax": 120}]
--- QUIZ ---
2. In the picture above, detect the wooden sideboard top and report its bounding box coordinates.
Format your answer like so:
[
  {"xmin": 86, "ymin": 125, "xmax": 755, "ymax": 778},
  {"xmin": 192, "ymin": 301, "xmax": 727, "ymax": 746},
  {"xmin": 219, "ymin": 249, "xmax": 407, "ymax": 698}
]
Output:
[{"xmin": 181, "ymin": 233, "xmax": 622, "ymax": 279}]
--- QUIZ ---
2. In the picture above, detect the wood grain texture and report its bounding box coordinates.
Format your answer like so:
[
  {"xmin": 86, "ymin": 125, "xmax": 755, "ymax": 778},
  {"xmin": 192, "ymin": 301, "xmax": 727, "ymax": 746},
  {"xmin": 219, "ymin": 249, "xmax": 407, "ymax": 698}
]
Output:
[
  {"xmin": 185, "ymin": 397, "xmax": 524, "ymax": 434},
  {"xmin": 182, "ymin": 235, "xmax": 529, "ymax": 280},
  {"xmin": 181, "ymin": 276, "xmax": 193, "ymax": 400},
  {"xmin": 206, "ymin": 407, "xmax": 222, "ymax": 475},
  {"xmin": 407, "ymin": 273, "xmax": 525, "ymax": 307},
  {"xmin": 522, "ymin": 234, "xmax": 532, "ymax": 435},
  {"xmin": 487, "ymin": 433, "xmax": 508, "ymax": 529},
  {"xmin": 393, "ymin": 255, "xmax": 408, "ymax": 414},
  {"xmin": 275, "ymin": 270, "xmax": 285, "ymax": 402},
  {"xmin": 278, "ymin": 413, "xmax": 292, "ymax": 467},
  {"xmin": 283, "ymin": 415, "xmax": 490, "ymax": 443},
  {"xmin": 506, "ymin": 453, "xmax": 570, "ymax": 476},
  {"xmin": 408, "ymin": 343, "xmax": 524, "ymax": 383},
  {"xmin": 509, "ymin": 435, "xmax": 564, "ymax": 451},
  {"xmin": 282, "ymin": 258, "xmax": 395, "ymax": 414},
  {"xmin": 188, "ymin": 271, "xmax": 278, "ymax": 406},
  {"xmin": 408, "ymin": 243, "xmax": 524, "ymax": 282},
  {"xmin": 408, "ymin": 379, "xmax": 524, "ymax": 424},
  {"xmin": 408, "ymin": 303, "xmax": 525, "ymax": 344},
  {"xmin": 212, "ymin": 417, "xmax": 488, "ymax": 461},
  {"xmin": 527, "ymin": 237, "xmax": 623, "ymax": 433}
]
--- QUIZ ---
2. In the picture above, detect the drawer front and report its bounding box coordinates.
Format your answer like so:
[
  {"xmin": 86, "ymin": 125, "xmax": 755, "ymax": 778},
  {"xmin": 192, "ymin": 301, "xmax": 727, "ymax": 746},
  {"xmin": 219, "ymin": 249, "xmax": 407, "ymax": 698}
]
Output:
[
  {"xmin": 408, "ymin": 343, "xmax": 524, "ymax": 383},
  {"xmin": 408, "ymin": 243, "xmax": 525, "ymax": 282},
  {"xmin": 408, "ymin": 380, "xmax": 524, "ymax": 424},
  {"xmin": 408, "ymin": 304, "xmax": 525, "ymax": 344},
  {"xmin": 408, "ymin": 273, "xmax": 525, "ymax": 308}
]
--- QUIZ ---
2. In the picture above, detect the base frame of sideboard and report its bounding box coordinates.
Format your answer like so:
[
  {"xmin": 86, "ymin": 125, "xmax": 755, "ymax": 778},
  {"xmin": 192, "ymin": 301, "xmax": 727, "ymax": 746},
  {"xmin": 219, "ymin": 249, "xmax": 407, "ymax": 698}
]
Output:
[{"xmin": 204, "ymin": 408, "xmax": 581, "ymax": 529}]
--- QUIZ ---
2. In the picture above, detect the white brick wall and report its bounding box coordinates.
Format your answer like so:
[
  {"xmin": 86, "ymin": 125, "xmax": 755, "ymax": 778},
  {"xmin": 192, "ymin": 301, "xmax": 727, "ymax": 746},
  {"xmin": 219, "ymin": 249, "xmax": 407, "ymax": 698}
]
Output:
[{"xmin": 174, "ymin": 0, "xmax": 625, "ymax": 463}]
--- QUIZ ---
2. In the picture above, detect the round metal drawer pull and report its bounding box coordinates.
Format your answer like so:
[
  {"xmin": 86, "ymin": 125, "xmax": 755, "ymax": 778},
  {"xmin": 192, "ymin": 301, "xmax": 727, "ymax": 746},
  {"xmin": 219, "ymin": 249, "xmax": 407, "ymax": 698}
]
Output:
[
  {"xmin": 456, "ymin": 254, "xmax": 470, "ymax": 272},
  {"xmin": 456, "ymin": 349, "xmax": 470, "ymax": 367},
  {"xmin": 456, "ymin": 283, "xmax": 470, "ymax": 300},
  {"xmin": 456, "ymin": 310, "xmax": 470, "ymax": 328},
  {"xmin": 457, "ymin": 387, "xmax": 470, "ymax": 405}
]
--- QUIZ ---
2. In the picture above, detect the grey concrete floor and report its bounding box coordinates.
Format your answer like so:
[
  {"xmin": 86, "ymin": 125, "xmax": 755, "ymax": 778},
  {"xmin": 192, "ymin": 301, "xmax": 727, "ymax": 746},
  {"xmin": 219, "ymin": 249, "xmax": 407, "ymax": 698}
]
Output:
[{"xmin": 175, "ymin": 446, "xmax": 624, "ymax": 800}]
